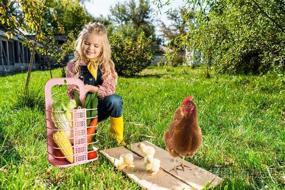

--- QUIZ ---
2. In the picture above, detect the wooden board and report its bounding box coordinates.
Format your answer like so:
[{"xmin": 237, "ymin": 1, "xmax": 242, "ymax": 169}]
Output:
[
  {"xmin": 100, "ymin": 141, "xmax": 223, "ymax": 190},
  {"xmin": 131, "ymin": 141, "xmax": 223, "ymax": 189}
]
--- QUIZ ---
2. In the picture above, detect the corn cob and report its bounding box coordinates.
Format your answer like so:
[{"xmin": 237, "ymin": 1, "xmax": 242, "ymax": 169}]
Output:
[{"xmin": 53, "ymin": 131, "xmax": 74, "ymax": 163}]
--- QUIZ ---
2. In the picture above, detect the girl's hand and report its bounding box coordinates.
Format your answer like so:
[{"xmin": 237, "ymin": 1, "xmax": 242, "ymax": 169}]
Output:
[
  {"xmin": 72, "ymin": 86, "xmax": 80, "ymax": 93},
  {"xmin": 84, "ymin": 85, "xmax": 98, "ymax": 94}
]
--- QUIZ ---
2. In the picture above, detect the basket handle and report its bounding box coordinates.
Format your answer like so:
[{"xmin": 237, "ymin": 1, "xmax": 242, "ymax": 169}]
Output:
[{"xmin": 45, "ymin": 78, "xmax": 85, "ymax": 109}]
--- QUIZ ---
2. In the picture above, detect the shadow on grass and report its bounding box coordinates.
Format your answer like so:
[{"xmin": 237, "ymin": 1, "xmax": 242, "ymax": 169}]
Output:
[
  {"xmin": 133, "ymin": 67, "xmax": 202, "ymax": 79},
  {"xmin": 0, "ymin": 127, "xmax": 22, "ymax": 167}
]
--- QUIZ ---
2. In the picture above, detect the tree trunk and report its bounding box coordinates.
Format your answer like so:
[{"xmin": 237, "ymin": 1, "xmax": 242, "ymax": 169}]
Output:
[
  {"xmin": 205, "ymin": 51, "xmax": 211, "ymax": 78},
  {"xmin": 48, "ymin": 57, "xmax": 53, "ymax": 78},
  {"xmin": 61, "ymin": 63, "xmax": 65, "ymax": 77},
  {"xmin": 206, "ymin": 62, "xmax": 210, "ymax": 78},
  {"xmin": 49, "ymin": 64, "xmax": 53, "ymax": 78},
  {"xmin": 24, "ymin": 44, "xmax": 36, "ymax": 95}
]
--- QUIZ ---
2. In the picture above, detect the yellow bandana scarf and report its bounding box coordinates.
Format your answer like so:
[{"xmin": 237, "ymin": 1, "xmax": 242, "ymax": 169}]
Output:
[{"xmin": 87, "ymin": 59, "xmax": 99, "ymax": 80}]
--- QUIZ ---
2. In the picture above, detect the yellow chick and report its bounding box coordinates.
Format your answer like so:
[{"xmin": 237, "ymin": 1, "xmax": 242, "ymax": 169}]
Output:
[
  {"xmin": 113, "ymin": 156, "xmax": 124, "ymax": 170},
  {"xmin": 137, "ymin": 143, "xmax": 155, "ymax": 158},
  {"xmin": 144, "ymin": 156, "xmax": 160, "ymax": 175},
  {"xmin": 113, "ymin": 153, "xmax": 135, "ymax": 170},
  {"xmin": 122, "ymin": 153, "xmax": 135, "ymax": 168}
]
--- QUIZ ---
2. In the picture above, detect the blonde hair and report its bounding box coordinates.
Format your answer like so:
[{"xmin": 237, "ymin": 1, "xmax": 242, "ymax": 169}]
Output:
[{"xmin": 72, "ymin": 22, "xmax": 117, "ymax": 82}]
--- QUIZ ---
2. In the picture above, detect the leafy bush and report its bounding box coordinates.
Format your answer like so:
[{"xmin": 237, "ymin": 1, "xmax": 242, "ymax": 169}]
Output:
[
  {"xmin": 164, "ymin": 49, "xmax": 185, "ymax": 67},
  {"xmin": 109, "ymin": 25, "xmax": 154, "ymax": 76},
  {"xmin": 187, "ymin": 0, "xmax": 285, "ymax": 75}
]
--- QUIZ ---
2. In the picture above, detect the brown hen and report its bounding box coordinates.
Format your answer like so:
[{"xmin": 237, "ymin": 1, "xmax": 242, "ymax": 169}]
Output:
[{"xmin": 164, "ymin": 96, "xmax": 202, "ymax": 171}]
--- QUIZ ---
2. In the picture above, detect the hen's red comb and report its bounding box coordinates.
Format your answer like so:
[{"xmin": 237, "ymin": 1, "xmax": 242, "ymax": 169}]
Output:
[{"xmin": 183, "ymin": 96, "xmax": 193, "ymax": 105}]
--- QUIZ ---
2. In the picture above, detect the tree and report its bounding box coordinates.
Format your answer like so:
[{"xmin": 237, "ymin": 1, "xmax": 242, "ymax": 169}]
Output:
[
  {"xmin": 109, "ymin": 24, "xmax": 154, "ymax": 76},
  {"xmin": 155, "ymin": 0, "xmax": 285, "ymax": 74},
  {"xmin": 40, "ymin": 0, "xmax": 93, "ymax": 76},
  {"xmin": 0, "ymin": 0, "xmax": 92, "ymax": 93},
  {"xmin": 0, "ymin": 0, "xmax": 48, "ymax": 93},
  {"xmin": 188, "ymin": 0, "xmax": 285, "ymax": 74},
  {"xmin": 110, "ymin": 0, "xmax": 155, "ymax": 39},
  {"xmin": 159, "ymin": 7, "xmax": 193, "ymax": 66},
  {"xmin": 108, "ymin": 0, "xmax": 156, "ymax": 76}
]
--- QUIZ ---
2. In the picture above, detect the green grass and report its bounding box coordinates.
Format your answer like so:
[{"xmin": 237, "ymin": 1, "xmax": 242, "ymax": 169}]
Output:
[{"xmin": 0, "ymin": 66, "xmax": 284, "ymax": 189}]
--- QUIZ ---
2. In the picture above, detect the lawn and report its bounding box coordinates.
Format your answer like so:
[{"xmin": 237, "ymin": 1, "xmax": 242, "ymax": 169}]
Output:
[{"xmin": 0, "ymin": 66, "xmax": 284, "ymax": 189}]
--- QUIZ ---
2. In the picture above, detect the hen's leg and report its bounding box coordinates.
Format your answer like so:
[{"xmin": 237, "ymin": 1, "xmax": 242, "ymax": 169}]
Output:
[
  {"xmin": 170, "ymin": 156, "xmax": 191, "ymax": 172},
  {"xmin": 169, "ymin": 157, "xmax": 179, "ymax": 174}
]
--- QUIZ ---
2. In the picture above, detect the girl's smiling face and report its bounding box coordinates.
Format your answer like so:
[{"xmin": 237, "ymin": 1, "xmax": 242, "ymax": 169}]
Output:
[{"xmin": 82, "ymin": 33, "xmax": 102, "ymax": 59}]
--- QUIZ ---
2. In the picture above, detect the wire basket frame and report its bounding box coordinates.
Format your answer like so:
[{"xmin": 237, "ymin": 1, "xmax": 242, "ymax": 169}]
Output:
[{"xmin": 45, "ymin": 78, "xmax": 98, "ymax": 168}]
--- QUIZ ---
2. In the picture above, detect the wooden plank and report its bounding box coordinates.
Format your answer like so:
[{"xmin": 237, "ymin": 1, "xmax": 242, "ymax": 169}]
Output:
[
  {"xmin": 100, "ymin": 146, "xmax": 193, "ymax": 190},
  {"xmin": 130, "ymin": 141, "xmax": 223, "ymax": 190}
]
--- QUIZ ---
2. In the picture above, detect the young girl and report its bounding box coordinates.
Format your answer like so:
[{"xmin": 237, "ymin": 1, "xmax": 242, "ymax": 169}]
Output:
[{"xmin": 66, "ymin": 22, "xmax": 124, "ymax": 145}]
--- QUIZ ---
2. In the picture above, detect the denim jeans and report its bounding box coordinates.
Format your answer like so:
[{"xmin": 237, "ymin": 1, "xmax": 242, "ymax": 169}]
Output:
[
  {"xmin": 97, "ymin": 94, "xmax": 123, "ymax": 122},
  {"xmin": 79, "ymin": 66, "xmax": 123, "ymax": 122}
]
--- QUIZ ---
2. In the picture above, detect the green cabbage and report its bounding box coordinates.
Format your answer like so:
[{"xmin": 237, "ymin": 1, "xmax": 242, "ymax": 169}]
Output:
[{"xmin": 51, "ymin": 99, "xmax": 77, "ymax": 139}]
